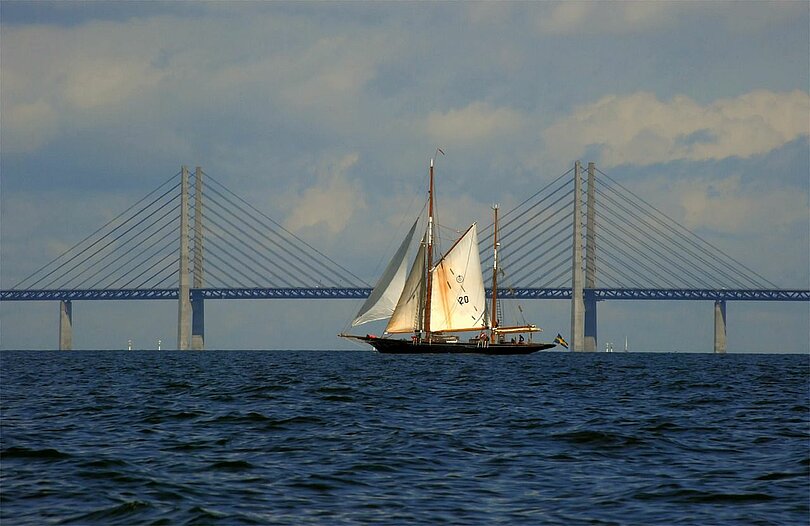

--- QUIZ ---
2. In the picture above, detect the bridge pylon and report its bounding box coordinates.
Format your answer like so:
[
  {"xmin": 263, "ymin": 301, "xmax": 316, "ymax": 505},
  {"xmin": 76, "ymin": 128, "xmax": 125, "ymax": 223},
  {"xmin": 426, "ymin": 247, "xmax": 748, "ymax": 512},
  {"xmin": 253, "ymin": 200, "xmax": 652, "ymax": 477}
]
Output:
[
  {"xmin": 570, "ymin": 161, "xmax": 586, "ymax": 351},
  {"xmin": 177, "ymin": 166, "xmax": 192, "ymax": 350},
  {"xmin": 584, "ymin": 162, "xmax": 598, "ymax": 352},
  {"xmin": 191, "ymin": 167, "xmax": 205, "ymax": 350},
  {"xmin": 178, "ymin": 166, "xmax": 206, "ymax": 350}
]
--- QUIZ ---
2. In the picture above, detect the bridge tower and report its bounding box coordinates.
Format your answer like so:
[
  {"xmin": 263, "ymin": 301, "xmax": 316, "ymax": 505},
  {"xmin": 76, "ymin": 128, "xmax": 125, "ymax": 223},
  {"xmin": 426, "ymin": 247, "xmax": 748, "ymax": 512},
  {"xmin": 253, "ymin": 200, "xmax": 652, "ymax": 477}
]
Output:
[
  {"xmin": 177, "ymin": 165, "xmax": 206, "ymax": 350},
  {"xmin": 191, "ymin": 167, "xmax": 205, "ymax": 350},
  {"xmin": 570, "ymin": 161, "xmax": 586, "ymax": 351},
  {"xmin": 177, "ymin": 166, "xmax": 192, "ymax": 350},
  {"xmin": 584, "ymin": 162, "xmax": 598, "ymax": 352}
]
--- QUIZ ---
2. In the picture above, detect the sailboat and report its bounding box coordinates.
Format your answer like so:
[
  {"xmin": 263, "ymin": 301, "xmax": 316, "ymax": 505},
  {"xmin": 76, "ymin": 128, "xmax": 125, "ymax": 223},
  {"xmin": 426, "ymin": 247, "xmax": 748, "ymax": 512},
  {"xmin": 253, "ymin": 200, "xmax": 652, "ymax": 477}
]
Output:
[{"xmin": 339, "ymin": 156, "xmax": 556, "ymax": 355}]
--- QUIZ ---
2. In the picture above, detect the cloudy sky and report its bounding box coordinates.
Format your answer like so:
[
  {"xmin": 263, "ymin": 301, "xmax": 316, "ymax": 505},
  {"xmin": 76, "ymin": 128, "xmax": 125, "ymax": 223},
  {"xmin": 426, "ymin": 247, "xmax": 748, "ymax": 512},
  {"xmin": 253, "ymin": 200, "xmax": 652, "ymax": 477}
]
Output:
[{"xmin": 1, "ymin": 1, "xmax": 808, "ymax": 352}]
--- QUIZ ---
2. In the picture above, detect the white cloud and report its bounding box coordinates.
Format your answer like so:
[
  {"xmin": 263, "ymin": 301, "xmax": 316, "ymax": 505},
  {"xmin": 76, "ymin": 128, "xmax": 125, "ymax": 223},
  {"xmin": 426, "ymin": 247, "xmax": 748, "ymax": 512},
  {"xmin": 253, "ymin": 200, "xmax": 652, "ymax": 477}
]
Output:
[
  {"xmin": 674, "ymin": 174, "xmax": 808, "ymax": 234},
  {"xmin": 2, "ymin": 100, "xmax": 58, "ymax": 153},
  {"xmin": 63, "ymin": 58, "xmax": 165, "ymax": 110},
  {"xmin": 532, "ymin": 1, "xmax": 804, "ymax": 36},
  {"xmin": 425, "ymin": 102, "xmax": 523, "ymax": 147},
  {"xmin": 284, "ymin": 153, "xmax": 366, "ymax": 235},
  {"xmin": 534, "ymin": 2, "xmax": 676, "ymax": 35},
  {"xmin": 543, "ymin": 90, "xmax": 810, "ymax": 167}
]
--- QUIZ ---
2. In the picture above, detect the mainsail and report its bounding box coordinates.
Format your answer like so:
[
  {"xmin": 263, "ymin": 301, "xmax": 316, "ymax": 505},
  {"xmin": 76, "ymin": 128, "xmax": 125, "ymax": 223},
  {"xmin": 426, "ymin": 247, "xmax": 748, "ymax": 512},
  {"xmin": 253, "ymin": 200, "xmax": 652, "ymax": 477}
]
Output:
[
  {"xmin": 352, "ymin": 219, "xmax": 419, "ymax": 326},
  {"xmin": 385, "ymin": 235, "xmax": 427, "ymax": 334},
  {"xmin": 386, "ymin": 223, "xmax": 487, "ymax": 334},
  {"xmin": 429, "ymin": 224, "xmax": 488, "ymax": 332}
]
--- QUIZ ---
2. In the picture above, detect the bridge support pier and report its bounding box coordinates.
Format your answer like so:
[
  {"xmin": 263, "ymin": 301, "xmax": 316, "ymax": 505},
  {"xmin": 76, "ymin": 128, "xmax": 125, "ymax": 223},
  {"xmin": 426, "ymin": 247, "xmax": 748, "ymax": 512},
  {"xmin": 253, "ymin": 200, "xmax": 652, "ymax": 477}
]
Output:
[
  {"xmin": 584, "ymin": 162, "xmax": 598, "ymax": 352},
  {"xmin": 191, "ymin": 291, "xmax": 204, "ymax": 350},
  {"xmin": 714, "ymin": 300, "xmax": 727, "ymax": 353},
  {"xmin": 59, "ymin": 300, "xmax": 72, "ymax": 350},
  {"xmin": 584, "ymin": 290, "xmax": 597, "ymax": 352},
  {"xmin": 191, "ymin": 167, "xmax": 205, "ymax": 350},
  {"xmin": 571, "ymin": 161, "xmax": 585, "ymax": 351}
]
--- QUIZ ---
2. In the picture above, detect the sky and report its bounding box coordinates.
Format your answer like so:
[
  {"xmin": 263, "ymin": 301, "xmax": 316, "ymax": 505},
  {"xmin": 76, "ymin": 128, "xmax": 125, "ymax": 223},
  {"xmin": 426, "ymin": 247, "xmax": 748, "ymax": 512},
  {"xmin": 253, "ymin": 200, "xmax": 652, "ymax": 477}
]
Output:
[{"xmin": 1, "ymin": 1, "xmax": 808, "ymax": 352}]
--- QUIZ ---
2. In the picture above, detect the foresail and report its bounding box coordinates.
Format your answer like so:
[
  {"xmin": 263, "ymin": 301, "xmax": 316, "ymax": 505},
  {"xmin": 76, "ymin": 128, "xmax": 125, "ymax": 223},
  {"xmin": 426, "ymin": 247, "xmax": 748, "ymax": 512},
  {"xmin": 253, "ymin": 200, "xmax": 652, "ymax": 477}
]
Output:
[
  {"xmin": 385, "ymin": 235, "xmax": 427, "ymax": 334},
  {"xmin": 352, "ymin": 219, "xmax": 419, "ymax": 327},
  {"xmin": 429, "ymin": 224, "xmax": 488, "ymax": 332}
]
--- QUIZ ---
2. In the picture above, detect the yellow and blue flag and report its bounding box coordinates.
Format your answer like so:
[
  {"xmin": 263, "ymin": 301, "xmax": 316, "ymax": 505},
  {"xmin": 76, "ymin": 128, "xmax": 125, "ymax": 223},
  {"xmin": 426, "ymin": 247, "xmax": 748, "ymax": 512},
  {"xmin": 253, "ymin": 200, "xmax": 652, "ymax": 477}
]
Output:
[{"xmin": 554, "ymin": 333, "xmax": 569, "ymax": 349}]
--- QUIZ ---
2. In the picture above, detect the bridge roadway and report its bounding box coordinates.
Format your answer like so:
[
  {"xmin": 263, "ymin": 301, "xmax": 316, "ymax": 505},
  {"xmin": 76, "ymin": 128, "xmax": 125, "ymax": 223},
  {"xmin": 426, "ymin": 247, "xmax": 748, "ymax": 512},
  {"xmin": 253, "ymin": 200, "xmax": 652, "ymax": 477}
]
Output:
[{"xmin": 2, "ymin": 288, "xmax": 808, "ymax": 302}]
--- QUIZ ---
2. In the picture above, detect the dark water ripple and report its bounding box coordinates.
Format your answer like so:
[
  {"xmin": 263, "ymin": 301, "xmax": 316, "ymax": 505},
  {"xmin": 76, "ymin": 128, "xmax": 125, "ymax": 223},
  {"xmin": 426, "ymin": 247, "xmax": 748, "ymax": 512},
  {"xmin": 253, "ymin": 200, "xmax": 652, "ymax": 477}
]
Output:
[{"xmin": 1, "ymin": 351, "xmax": 808, "ymax": 525}]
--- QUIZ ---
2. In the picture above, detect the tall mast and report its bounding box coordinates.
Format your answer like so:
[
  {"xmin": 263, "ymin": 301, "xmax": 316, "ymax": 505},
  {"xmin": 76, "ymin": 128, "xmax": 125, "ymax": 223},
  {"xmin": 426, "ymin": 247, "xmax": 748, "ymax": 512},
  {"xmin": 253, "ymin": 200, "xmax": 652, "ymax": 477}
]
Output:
[
  {"xmin": 423, "ymin": 158, "xmax": 435, "ymax": 340},
  {"xmin": 490, "ymin": 204, "xmax": 499, "ymax": 343}
]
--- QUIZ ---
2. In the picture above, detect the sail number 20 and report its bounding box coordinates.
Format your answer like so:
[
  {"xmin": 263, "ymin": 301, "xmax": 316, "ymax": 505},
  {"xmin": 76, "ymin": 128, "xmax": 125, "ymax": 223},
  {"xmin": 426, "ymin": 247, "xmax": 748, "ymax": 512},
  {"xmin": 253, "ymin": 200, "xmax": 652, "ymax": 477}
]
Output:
[{"xmin": 457, "ymin": 295, "xmax": 469, "ymax": 305}]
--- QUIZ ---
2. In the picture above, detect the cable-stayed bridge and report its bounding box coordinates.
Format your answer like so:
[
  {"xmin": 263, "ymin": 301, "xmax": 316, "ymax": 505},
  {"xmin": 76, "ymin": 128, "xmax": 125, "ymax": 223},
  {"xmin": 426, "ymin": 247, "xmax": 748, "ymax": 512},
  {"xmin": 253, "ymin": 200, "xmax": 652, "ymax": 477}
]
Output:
[{"xmin": 1, "ymin": 163, "xmax": 807, "ymax": 351}]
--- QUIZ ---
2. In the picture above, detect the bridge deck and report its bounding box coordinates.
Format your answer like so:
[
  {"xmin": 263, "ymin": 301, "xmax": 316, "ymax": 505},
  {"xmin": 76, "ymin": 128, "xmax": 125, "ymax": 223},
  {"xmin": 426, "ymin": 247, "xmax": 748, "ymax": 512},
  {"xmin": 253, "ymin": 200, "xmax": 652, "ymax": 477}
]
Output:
[{"xmin": 2, "ymin": 288, "xmax": 807, "ymax": 301}]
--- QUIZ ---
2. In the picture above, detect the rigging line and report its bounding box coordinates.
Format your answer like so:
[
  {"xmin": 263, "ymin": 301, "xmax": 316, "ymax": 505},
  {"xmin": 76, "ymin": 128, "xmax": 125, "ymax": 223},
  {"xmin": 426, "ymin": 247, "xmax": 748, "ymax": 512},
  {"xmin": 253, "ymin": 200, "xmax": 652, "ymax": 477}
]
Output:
[
  {"xmin": 203, "ymin": 185, "xmax": 351, "ymax": 287},
  {"xmin": 12, "ymin": 173, "xmax": 181, "ymax": 289},
  {"xmin": 595, "ymin": 206, "xmax": 717, "ymax": 288},
  {"xmin": 133, "ymin": 256, "xmax": 179, "ymax": 290},
  {"xmin": 118, "ymin": 251, "xmax": 177, "ymax": 289},
  {"xmin": 481, "ymin": 206, "xmax": 573, "ymax": 266},
  {"xmin": 366, "ymin": 197, "xmax": 427, "ymax": 286},
  {"xmin": 202, "ymin": 250, "xmax": 251, "ymax": 288},
  {"xmin": 595, "ymin": 185, "xmax": 763, "ymax": 289},
  {"xmin": 83, "ymin": 223, "xmax": 179, "ymax": 289},
  {"xmin": 204, "ymin": 196, "xmax": 340, "ymax": 286},
  {"xmin": 203, "ymin": 173, "xmax": 369, "ymax": 286},
  {"xmin": 67, "ymin": 203, "xmax": 181, "ymax": 288},
  {"xmin": 479, "ymin": 167, "xmax": 574, "ymax": 236},
  {"xmin": 595, "ymin": 167, "xmax": 777, "ymax": 288},
  {"xmin": 203, "ymin": 206, "xmax": 309, "ymax": 287},
  {"xmin": 203, "ymin": 238, "xmax": 267, "ymax": 288},
  {"xmin": 479, "ymin": 177, "xmax": 572, "ymax": 244},
  {"xmin": 40, "ymin": 201, "xmax": 182, "ymax": 290},
  {"xmin": 594, "ymin": 227, "xmax": 682, "ymax": 288}
]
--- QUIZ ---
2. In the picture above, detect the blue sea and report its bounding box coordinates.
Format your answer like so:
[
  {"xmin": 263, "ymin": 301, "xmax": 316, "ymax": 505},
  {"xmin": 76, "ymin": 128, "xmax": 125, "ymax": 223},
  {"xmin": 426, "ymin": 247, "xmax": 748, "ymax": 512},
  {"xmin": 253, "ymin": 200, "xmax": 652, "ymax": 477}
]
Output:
[{"xmin": 1, "ymin": 351, "xmax": 808, "ymax": 525}]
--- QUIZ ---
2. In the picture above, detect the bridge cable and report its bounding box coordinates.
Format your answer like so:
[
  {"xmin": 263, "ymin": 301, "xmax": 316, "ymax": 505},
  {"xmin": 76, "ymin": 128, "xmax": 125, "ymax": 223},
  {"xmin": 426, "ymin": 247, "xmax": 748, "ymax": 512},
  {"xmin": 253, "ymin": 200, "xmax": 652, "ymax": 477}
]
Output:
[
  {"xmin": 595, "ymin": 184, "xmax": 755, "ymax": 288},
  {"xmin": 40, "ymin": 198, "xmax": 181, "ymax": 289},
  {"xmin": 596, "ymin": 167, "xmax": 777, "ymax": 288},
  {"xmin": 12, "ymin": 174, "xmax": 180, "ymax": 289},
  {"xmin": 203, "ymin": 173, "xmax": 368, "ymax": 286}
]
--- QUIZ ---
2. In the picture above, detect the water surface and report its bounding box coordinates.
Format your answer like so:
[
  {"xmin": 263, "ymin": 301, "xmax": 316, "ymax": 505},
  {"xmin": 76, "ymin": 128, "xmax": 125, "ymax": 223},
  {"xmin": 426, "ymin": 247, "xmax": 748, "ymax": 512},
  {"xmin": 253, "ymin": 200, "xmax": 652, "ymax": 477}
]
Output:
[{"xmin": 2, "ymin": 351, "xmax": 808, "ymax": 525}]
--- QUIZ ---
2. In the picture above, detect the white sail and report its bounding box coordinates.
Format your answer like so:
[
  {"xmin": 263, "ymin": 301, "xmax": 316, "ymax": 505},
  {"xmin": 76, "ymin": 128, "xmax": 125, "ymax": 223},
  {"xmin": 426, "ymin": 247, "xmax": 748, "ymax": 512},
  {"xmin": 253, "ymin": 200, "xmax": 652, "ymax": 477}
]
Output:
[
  {"xmin": 429, "ymin": 224, "xmax": 488, "ymax": 332},
  {"xmin": 385, "ymin": 235, "xmax": 427, "ymax": 334},
  {"xmin": 352, "ymin": 219, "xmax": 419, "ymax": 327}
]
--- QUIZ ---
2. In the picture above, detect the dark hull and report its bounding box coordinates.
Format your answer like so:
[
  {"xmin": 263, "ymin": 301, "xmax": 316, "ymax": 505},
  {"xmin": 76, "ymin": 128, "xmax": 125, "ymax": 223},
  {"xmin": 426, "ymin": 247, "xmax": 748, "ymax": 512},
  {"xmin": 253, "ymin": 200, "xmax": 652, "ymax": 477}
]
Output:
[{"xmin": 342, "ymin": 335, "xmax": 555, "ymax": 355}]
